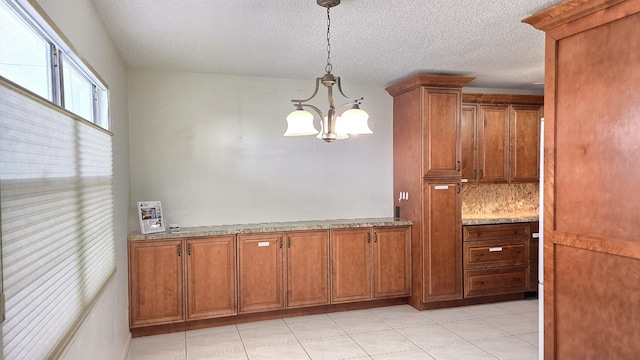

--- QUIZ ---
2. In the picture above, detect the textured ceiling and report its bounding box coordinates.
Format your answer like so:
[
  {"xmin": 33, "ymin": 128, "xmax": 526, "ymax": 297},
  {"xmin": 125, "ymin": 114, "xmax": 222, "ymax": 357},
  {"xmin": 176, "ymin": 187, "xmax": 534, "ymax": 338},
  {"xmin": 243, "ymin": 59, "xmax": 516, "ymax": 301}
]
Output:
[{"xmin": 91, "ymin": 0, "xmax": 563, "ymax": 91}]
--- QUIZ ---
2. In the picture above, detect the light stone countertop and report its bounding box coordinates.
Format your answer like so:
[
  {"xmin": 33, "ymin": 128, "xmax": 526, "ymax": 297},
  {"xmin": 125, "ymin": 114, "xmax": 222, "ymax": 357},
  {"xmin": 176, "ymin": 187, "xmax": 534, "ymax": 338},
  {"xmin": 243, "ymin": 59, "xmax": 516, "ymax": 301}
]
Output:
[{"xmin": 128, "ymin": 217, "xmax": 412, "ymax": 241}]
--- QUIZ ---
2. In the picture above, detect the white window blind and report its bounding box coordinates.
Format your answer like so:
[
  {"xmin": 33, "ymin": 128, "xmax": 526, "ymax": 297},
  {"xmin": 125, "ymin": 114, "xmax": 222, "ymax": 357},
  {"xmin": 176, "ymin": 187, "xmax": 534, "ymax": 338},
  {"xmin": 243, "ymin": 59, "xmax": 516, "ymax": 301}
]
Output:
[{"xmin": 0, "ymin": 79, "xmax": 116, "ymax": 359}]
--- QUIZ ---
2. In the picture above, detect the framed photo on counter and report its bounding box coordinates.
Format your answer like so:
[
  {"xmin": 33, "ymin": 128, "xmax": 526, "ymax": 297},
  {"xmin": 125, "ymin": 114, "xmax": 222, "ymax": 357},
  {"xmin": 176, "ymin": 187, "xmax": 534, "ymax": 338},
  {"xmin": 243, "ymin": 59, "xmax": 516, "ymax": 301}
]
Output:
[{"xmin": 137, "ymin": 201, "xmax": 165, "ymax": 234}]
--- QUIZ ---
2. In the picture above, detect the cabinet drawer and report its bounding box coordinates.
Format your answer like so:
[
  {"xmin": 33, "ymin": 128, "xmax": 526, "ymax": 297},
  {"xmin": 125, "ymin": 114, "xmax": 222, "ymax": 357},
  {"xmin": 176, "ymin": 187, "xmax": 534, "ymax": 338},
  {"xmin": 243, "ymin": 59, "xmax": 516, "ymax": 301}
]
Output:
[
  {"xmin": 463, "ymin": 223, "xmax": 530, "ymax": 241},
  {"xmin": 464, "ymin": 266, "xmax": 528, "ymax": 298},
  {"xmin": 464, "ymin": 240, "xmax": 528, "ymax": 269}
]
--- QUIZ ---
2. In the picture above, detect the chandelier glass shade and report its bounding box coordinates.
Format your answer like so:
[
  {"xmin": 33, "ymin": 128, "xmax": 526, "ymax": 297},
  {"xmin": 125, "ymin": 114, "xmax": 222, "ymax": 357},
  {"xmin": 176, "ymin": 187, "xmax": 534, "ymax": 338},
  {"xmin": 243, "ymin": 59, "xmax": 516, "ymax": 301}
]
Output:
[{"xmin": 284, "ymin": 0, "xmax": 372, "ymax": 143}]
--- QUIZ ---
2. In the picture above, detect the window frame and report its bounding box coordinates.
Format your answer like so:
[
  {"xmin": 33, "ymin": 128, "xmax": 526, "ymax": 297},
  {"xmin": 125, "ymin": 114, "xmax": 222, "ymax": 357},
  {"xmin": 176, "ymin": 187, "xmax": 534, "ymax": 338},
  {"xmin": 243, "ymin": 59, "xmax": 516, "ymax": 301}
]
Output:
[{"xmin": 0, "ymin": 0, "xmax": 110, "ymax": 130}]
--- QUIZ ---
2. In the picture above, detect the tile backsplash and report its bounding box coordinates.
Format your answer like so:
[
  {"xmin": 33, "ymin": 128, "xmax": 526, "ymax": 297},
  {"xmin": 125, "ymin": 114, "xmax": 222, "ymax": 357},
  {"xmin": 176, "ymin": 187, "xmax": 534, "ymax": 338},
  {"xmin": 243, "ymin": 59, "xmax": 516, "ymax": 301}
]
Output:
[{"xmin": 461, "ymin": 183, "xmax": 539, "ymax": 218}]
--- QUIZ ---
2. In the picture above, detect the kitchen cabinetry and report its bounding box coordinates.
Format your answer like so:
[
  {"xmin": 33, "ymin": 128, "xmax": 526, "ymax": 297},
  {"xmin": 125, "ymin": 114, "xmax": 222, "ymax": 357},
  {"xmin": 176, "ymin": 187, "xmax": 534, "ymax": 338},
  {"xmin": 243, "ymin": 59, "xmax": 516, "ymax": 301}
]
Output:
[
  {"xmin": 423, "ymin": 180, "xmax": 462, "ymax": 302},
  {"xmin": 461, "ymin": 94, "xmax": 543, "ymax": 184},
  {"xmin": 238, "ymin": 233, "xmax": 285, "ymax": 313},
  {"xmin": 331, "ymin": 226, "xmax": 412, "ymax": 303},
  {"xmin": 529, "ymin": 221, "xmax": 539, "ymax": 292},
  {"xmin": 286, "ymin": 231, "xmax": 330, "ymax": 308},
  {"xmin": 462, "ymin": 223, "xmax": 530, "ymax": 298},
  {"xmin": 331, "ymin": 228, "xmax": 372, "ymax": 303},
  {"xmin": 129, "ymin": 239, "xmax": 184, "ymax": 327},
  {"xmin": 373, "ymin": 227, "xmax": 412, "ymax": 298},
  {"xmin": 238, "ymin": 231, "xmax": 331, "ymax": 312},
  {"xmin": 186, "ymin": 236, "xmax": 236, "ymax": 320},
  {"xmin": 386, "ymin": 74, "xmax": 473, "ymax": 309}
]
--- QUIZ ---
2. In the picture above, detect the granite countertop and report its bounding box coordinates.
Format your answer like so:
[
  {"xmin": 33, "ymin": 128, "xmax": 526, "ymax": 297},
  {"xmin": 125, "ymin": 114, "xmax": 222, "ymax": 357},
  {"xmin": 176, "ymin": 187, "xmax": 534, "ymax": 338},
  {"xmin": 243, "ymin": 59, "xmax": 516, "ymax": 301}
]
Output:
[
  {"xmin": 462, "ymin": 212, "xmax": 539, "ymax": 226},
  {"xmin": 128, "ymin": 217, "xmax": 412, "ymax": 241}
]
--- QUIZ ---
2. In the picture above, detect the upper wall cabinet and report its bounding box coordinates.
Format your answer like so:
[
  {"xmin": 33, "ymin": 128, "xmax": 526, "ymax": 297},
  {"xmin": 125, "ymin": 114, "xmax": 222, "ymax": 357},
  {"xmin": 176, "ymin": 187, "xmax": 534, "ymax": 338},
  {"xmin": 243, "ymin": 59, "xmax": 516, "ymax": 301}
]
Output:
[{"xmin": 461, "ymin": 94, "xmax": 543, "ymax": 184}]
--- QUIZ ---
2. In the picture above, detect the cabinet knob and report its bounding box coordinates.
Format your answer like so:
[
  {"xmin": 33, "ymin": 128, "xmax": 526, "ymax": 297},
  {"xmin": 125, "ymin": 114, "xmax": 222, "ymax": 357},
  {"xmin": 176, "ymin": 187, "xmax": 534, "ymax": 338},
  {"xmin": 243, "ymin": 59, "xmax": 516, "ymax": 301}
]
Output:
[
  {"xmin": 473, "ymin": 170, "xmax": 477, "ymax": 180},
  {"xmin": 477, "ymin": 231, "xmax": 483, "ymax": 236},
  {"xmin": 457, "ymin": 160, "xmax": 461, "ymax": 172},
  {"xmin": 474, "ymin": 253, "xmax": 484, "ymax": 257},
  {"xmin": 480, "ymin": 170, "xmax": 484, "ymax": 179},
  {"xmin": 475, "ymin": 281, "xmax": 485, "ymax": 286}
]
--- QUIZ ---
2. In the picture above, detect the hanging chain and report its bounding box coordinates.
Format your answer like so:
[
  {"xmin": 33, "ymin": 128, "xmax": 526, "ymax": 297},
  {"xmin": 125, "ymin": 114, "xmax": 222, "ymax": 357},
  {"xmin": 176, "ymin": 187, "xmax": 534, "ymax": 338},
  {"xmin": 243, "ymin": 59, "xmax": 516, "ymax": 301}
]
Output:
[{"xmin": 325, "ymin": 7, "xmax": 333, "ymax": 74}]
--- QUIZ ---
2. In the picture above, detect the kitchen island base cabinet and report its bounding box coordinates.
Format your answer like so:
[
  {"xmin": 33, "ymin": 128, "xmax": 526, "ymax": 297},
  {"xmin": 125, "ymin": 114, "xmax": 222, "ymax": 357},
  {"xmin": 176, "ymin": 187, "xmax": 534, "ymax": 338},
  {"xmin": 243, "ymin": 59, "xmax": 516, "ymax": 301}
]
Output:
[
  {"xmin": 129, "ymin": 239, "xmax": 184, "ymax": 327},
  {"xmin": 238, "ymin": 233, "xmax": 285, "ymax": 313},
  {"xmin": 186, "ymin": 236, "xmax": 236, "ymax": 320}
]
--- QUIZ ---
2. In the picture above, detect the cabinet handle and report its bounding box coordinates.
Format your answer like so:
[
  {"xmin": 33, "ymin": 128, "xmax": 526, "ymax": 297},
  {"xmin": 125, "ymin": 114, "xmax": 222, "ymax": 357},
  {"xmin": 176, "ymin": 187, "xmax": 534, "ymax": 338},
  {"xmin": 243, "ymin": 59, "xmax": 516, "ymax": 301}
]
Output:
[
  {"xmin": 279, "ymin": 237, "xmax": 283, "ymax": 248},
  {"xmin": 477, "ymin": 231, "xmax": 483, "ymax": 236},
  {"xmin": 177, "ymin": 244, "xmax": 181, "ymax": 257},
  {"xmin": 512, "ymin": 277, "xmax": 521, "ymax": 282},
  {"xmin": 287, "ymin": 236, "xmax": 291, "ymax": 248},
  {"xmin": 457, "ymin": 183, "xmax": 461, "ymax": 194},
  {"xmin": 512, "ymin": 250, "xmax": 521, "ymax": 255},
  {"xmin": 473, "ymin": 169, "xmax": 477, "ymax": 180},
  {"xmin": 375, "ymin": 233, "xmax": 378, "ymax": 243},
  {"xmin": 514, "ymin": 229, "xmax": 519, "ymax": 235},
  {"xmin": 187, "ymin": 243, "xmax": 191, "ymax": 256},
  {"xmin": 367, "ymin": 233, "xmax": 371, "ymax": 244},
  {"xmin": 457, "ymin": 160, "xmax": 461, "ymax": 171},
  {"xmin": 474, "ymin": 253, "xmax": 484, "ymax": 257},
  {"xmin": 475, "ymin": 281, "xmax": 485, "ymax": 286},
  {"xmin": 480, "ymin": 169, "xmax": 484, "ymax": 179}
]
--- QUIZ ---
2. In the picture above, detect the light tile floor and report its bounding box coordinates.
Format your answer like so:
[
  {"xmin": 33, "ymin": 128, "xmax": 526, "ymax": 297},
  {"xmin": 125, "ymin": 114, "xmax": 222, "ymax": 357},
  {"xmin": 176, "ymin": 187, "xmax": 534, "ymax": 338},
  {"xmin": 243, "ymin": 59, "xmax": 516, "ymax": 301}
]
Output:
[{"xmin": 127, "ymin": 299, "xmax": 539, "ymax": 360}]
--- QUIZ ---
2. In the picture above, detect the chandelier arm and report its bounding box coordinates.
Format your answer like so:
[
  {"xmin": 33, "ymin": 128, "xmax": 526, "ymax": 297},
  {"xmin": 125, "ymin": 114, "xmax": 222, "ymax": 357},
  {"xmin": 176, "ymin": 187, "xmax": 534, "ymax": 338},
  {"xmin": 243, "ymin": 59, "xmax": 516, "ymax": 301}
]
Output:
[
  {"xmin": 335, "ymin": 77, "xmax": 364, "ymax": 102},
  {"xmin": 334, "ymin": 103, "xmax": 359, "ymax": 116},
  {"xmin": 290, "ymin": 77, "xmax": 323, "ymax": 104}
]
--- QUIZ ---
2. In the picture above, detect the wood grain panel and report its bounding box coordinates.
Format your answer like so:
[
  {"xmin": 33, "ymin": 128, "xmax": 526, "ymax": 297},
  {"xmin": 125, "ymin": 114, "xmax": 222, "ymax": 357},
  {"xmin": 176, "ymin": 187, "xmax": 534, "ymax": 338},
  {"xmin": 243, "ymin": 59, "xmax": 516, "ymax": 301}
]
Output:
[
  {"xmin": 509, "ymin": 105, "xmax": 541, "ymax": 182},
  {"xmin": 423, "ymin": 89, "xmax": 461, "ymax": 177},
  {"xmin": 286, "ymin": 231, "xmax": 330, "ymax": 308},
  {"xmin": 460, "ymin": 104, "xmax": 477, "ymax": 182},
  {"xmin": 423, "ymin": 179, "xmax": 462, "ymax": 302},
  {"xmin": 478, "ymin": 105, "xmax": 509, "ymax": 183},
  {"xmin": 554, "ymin": 245, "xmax": 640, "ymax": 359},
  {"xmin": 186, "ymin": 236, "xmax": 236, "ymax": 320},
  {"xmin": 238, "ymin": 233, "xmax": 284, "ymax": 313},
  {"xmin": 373, "ymin": 226, "xmax": 412, "ymax": 298},
  {"xmin": 330, "ymin": 228, "xmax": 372, "ymax": 303}
]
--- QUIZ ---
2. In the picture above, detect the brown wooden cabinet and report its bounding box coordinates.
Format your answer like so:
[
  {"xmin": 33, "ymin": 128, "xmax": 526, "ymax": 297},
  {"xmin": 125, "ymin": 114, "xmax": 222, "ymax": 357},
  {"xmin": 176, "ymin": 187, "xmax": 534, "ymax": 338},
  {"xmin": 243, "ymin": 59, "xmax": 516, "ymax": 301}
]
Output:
[
  {"xmin": 331, "ymin": 226, "xmax": 412, "ymax": 303},
  {"xmin": 286, "ymin": 230, "xmax": 330, "ymax": 308},
  {"xmin": 330, "ymin": 228, "xmax": 372, "ymax": 303},
  {"xmin": 461, "ymin": 95, "xmax": 543, "ymax": 184},
  {"xmin": 373, "ymin": 227, "xmax": 412, "ymax": 298},
  {"xmin": 423, "ymin": 179, "xmax": 463, "ymax": 302},
  {"xmin": 129, "ymin": 239, "xmax": 184, "ymax": 327},
  {"xmin": 186, "ymin": 236, "xmax": 236, "ymax": 320},
  {"xmin": 529, "ymin": 221, "xmax": 539, "ymax": 292},
  {"xmin": 238, "ymin": 233, "xmax": 285, "ymax": 313},
  {"xmin": 386, "ymin": 75, "xmax": 473, "ymax": 310},
  {"xmin": 462, "ymin": 223, "xmax": 530, "ymax": 298}
]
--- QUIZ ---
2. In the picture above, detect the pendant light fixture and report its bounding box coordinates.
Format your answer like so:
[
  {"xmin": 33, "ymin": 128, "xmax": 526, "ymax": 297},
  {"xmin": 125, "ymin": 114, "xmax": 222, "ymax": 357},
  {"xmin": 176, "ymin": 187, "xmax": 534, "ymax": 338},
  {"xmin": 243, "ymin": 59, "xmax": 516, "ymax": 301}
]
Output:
[{"xmin": 284, "ymin": 0, "xmax": 372, "ymax": 143}]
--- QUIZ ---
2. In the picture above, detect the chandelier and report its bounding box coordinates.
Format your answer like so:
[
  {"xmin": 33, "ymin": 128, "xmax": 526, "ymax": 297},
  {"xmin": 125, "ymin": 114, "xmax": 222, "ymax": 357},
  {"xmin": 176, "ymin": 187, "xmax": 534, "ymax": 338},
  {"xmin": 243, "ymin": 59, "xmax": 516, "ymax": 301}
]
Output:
[{"xmin": 284, "ymin": 0, "xmax": 372, "ymax": 143}]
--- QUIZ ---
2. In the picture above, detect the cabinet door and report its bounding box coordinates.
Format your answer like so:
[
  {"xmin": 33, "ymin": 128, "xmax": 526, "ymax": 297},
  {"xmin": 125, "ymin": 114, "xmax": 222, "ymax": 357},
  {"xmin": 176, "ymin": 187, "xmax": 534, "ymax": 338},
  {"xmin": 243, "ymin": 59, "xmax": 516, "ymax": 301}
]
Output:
[
  {"xmin": 286, "ymin": 231, "xmax": 330, "ymax": 308},
  {"xmin": 331, "ymin": 228, "xmax": 372, "ymax": 303},
  {"xmin": 423, "ymin": 180, "xmax": 462, "ymax": 302},
  {"xmin": 186, "ymin": 236, "xmax": 236, "ymax": 320},
  {"xmin": 509, "ymin": 105, "xmax": 541, "ymax": 182},
  {"xmin": 373, "ymin": 227, "xmax": 411, "ymax": 298},
  {"xmin": 129, "ymin": 240, "xmax": 184, "ymax": 327},
  {"xmin": 460, "ymin": 104, "xmax": 478, "ymax": 183},
  {"xmin": 238, "ymin": 233, "xmax": 284, "ymax": 313},
  {"xmin": 423, "ymin": 88, "xmax": 461, "ymax": 178},
  {"xmin": 478, "ymin": 105, "xmax": 509, "ymax": 183}
]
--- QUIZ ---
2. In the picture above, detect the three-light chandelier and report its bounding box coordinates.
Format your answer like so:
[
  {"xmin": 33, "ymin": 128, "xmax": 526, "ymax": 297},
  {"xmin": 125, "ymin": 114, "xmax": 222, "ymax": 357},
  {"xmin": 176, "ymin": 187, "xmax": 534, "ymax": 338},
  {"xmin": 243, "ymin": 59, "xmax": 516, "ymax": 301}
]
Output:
[{"xmin": 284, "ymin": 0, "xmax": 372, "ymax": 143}]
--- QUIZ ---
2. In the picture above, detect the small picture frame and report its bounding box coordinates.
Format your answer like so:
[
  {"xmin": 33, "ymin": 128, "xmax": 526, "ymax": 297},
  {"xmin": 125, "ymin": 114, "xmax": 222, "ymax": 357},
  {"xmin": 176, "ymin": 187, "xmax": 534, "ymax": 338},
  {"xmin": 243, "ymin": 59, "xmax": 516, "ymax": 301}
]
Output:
[{"xmin": 138, "ymin": 201, "xmax": 166, "ymax": 234}]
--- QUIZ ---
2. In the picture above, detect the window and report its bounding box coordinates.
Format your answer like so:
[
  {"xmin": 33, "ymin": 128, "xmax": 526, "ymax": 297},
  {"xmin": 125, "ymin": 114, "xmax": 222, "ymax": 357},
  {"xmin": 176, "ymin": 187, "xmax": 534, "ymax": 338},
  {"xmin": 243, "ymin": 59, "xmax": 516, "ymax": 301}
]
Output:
[
  {"xmin": 0, "ymin": 0, "xmax": 115, "ymax": 359},
  {"xmin": 0, "ymin": 0, "xmax": 109, "ymax": 130}
]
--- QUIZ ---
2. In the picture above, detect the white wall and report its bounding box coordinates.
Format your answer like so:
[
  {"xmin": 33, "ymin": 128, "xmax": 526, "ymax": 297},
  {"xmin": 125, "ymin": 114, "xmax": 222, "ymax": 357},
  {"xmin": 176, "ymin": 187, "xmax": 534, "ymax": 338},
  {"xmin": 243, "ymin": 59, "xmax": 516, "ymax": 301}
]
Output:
[
  {"xmin": 32, "ymin": 0, "xmax": 131, "ymax": 359},
  {"xmin": 128, "ymin": 70, "xmax": 394, "ymax": 228}
]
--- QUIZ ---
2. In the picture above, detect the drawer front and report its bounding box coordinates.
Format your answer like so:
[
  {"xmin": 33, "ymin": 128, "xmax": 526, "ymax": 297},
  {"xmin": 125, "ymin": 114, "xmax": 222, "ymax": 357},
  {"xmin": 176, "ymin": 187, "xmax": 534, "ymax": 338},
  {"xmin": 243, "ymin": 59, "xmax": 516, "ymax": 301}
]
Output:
[
  {"xmin": 464, "ymin": 266, "xmax": 528, "ymax": 298},
  {"xmin": 464, "ymin": 240, "xmax": 529, "ymax": 269},
  {"xmin": 463, "ymin": 223, "xmax": 530, "ymax": 241}
]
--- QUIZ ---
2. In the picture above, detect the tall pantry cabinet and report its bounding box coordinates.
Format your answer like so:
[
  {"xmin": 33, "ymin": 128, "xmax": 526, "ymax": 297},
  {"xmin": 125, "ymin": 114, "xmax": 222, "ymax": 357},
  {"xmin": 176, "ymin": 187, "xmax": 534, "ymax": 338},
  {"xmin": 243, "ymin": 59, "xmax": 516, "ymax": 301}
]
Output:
[{"xmin": 386, "ymin": 75, "xmax": 474, "ymax": 309}]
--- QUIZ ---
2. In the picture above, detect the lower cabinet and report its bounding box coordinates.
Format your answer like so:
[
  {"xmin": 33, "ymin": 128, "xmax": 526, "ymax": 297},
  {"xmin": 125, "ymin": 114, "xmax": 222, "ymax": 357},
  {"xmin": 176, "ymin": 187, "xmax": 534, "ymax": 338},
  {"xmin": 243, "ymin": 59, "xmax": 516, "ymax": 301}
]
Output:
[
  {"xmin": 237, "ymin": 230, "xmax": 331, "ymax": 313},
  {"xmin": 129, "ymin": 236, "xmax": 237, "ymax": 327},
  {"xmin": 186, "ymin": 236, "xmax": 236, "ymax": 320},
  {"xmin": 129, "ymin": 225, "xmax": 411, "ymax": 330},
  {"xmin": 331, "ymin": 226, "xmax": 411, "ymax": 303},
  {"xmin": 529, "ymin": 221, "xmax": 540, "ymax": 291},
  {"xmin": 238, "ymin": 233, "xmax": 285, "ymax": 313},
  {"xmin": 462, "ymin": 223, "xmax": 530, "ymax": 298},
  {"xmin": 129, "ymin": 239, "xmax": 184, "ymax": 327}
]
